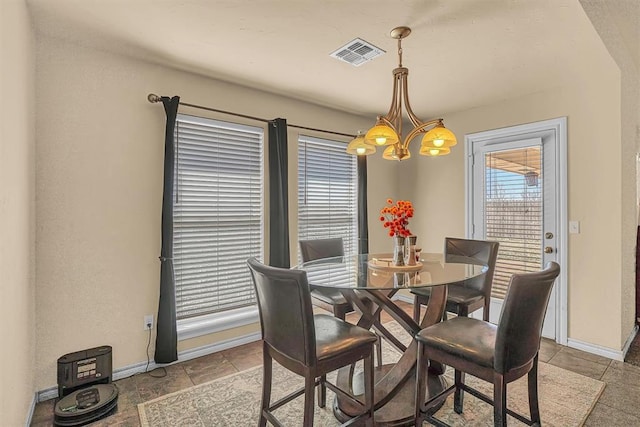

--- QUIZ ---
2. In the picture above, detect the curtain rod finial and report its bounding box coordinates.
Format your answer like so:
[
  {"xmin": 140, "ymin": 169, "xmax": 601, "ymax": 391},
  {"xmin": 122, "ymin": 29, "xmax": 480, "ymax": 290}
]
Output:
[{"xmin": 147, "ymin": 93, "xmax": 161, "ymax": 103}]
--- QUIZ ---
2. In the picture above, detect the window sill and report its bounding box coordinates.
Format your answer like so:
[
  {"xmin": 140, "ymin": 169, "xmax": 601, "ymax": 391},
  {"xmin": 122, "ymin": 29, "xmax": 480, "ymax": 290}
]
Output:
[{"xmin": 177, "ymin": 306, "xmax": 260, "ymax": 341}]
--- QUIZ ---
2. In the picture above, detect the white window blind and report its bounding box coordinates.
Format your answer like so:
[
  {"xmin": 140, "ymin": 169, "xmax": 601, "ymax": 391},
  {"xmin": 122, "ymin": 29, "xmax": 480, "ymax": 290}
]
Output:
[
  {"xmin": 173, "ymin": 114, "xmax": 264, "ymax": 320},
  {"xmin": 485, "ymin": 147, "xmax": 542, "ymax": 299},
  {"xmin": 297, "ymin": 135, "xmax": 358, "ymax": 262}
]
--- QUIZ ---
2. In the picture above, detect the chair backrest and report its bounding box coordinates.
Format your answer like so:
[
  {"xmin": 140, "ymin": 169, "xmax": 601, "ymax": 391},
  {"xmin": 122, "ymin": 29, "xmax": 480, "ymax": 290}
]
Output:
[
  {"xmin": 299, "ymin": 238, "xmax": 344, "ymax": 262},
  {"xmin": 246, "ymin": 257, "xmax": 316, "ymax": 366},
  {"xmin": 494, "ymin": 261, "xmax": 560, "ymax": 374},
  {"xmin": 444, "ymin": 237, "xmax": 500, "ymax": 296}
]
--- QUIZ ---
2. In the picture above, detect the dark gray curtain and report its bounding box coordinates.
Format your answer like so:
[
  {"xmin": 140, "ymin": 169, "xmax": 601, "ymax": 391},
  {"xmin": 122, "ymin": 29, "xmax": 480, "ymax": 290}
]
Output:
[
  {"xmin": 155, "ymin": 96, "xmax": 179, "ymax": 364},
  {"xmin": 357, "ymin": 156, "xmax": 369, "ymax": 254},
  {"xmin": 268, "ymin": 118, "xmax": 290, "ymax": 268}
]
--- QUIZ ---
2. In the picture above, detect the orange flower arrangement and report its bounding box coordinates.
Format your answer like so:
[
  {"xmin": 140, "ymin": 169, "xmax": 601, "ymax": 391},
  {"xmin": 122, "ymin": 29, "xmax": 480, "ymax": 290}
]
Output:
[{"xmin": 379, "ymin": 198, "xmax": 414, "ymax": 237}]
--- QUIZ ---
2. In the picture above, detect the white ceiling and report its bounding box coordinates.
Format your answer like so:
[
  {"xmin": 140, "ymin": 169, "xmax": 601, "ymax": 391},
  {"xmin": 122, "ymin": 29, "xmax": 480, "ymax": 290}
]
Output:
[{"xmin": 26, "ymin": 0, "xmax": 617, "ymax": 118}]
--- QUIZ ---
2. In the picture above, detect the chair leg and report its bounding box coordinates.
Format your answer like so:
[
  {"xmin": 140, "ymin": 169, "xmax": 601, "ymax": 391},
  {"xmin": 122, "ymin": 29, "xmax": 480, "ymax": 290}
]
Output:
[
  {"xmin": 458, "ymin": 305, "xmax": 469, "ymax": 317},
  {"xmin": 259, "ymin": 349, "xmax": 272, "ymax": 427},
  {"xmin": 528, "ymin": 355, "xmax": 541, "ymax": 425},
  {"xmin": 414, "ymin": 341, "xmax": 427, "ymax": 426},
  {"xmin": 493, "ymin": 373, "xmax": 507, "ymax": 427},
  {"xmin": 375, "ymin": 333, "xmax": 383, "ymax": 368},
  {"xmin": 453, "ymin": 370, "xmax": 465, "ymax": 414},
  {"xmin": 318, "ymin": 374, "xmax": 327, "ymax": 408},
  {"xmin": 483, "ymin": 298, "xmax": 490, "ymax": 321},
  {"xmin": 413, "ymin": 295, "xmax": 422, "ymax": 322},
  {"xmin": 363, "ymin": 349, "xmax": 375, "ymax": 427},
  {"xmin": 303, "ymin": 375, "xmax": 316, "ymax": 427}
]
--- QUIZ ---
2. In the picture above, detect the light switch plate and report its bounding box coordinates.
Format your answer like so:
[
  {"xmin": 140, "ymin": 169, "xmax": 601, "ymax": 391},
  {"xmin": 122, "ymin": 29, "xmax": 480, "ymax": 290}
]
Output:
[{"xmin": 569, "ymin": 221, "xmax": 580, "ymax": 234}]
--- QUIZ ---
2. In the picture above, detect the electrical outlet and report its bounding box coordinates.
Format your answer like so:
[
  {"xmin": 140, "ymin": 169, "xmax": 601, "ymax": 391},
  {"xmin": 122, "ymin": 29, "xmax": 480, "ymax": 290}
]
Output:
[{"xmin": 144, "ymin": 315, "xmax": 154, "ymax": 330}]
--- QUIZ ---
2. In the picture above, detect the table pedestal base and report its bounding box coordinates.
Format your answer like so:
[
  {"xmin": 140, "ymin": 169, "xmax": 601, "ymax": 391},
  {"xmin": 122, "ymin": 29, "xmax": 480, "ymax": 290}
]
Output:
[{"xmin": 332, "ymin": 364, "xmax": 447, "ymax": 426}]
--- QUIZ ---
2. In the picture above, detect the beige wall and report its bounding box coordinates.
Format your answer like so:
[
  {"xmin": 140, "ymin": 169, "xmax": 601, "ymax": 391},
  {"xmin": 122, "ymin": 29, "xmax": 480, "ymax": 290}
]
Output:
[
  {"xmin": 580, "ymin": 0, "xmax": 640, "ymax": 362},
  {"xmin": 34, "ymin": 35, "xmax": 395, "ymax": 391},
  {"xmin": 404, "ymin": 20, "xmax": 628, "ymax": 350},
  {"xmin": 1, "ymin": 0, "xmax": 37, "ymax": 423},
  {"xmin": 28, "ymin": 0, "xmax": 637, "ymax": 399}
]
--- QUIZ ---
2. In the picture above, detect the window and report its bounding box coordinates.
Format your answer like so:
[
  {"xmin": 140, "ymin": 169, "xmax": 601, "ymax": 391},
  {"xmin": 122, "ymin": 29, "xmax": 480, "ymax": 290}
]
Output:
[
  {"xmin": 297, "ymin": 135, "xmax": 358, "ymax": 260},
  {"xmin": 484, "ymin": 147, "xmax": 542, "ymax": 299},
  {"xmin": 173, "ymin": 114, "xmax": 264, "ymax": 322}
]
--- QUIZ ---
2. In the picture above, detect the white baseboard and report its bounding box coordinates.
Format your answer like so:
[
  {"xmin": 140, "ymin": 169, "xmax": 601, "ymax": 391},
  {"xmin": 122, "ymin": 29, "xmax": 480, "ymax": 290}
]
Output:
[
  {"xmin": 622, "ymin": 324, "xmax": 639, "ymax": 359},
  {"xmin": 36, "ymin": 331, "xmax": 262, "ymax": 403},
  {"xmin": 25, "ymin": 394, "xmax": 36, "ymax": 427},
  {"xmin": 567, "ymin": 325, "xmax": 638, "ymax": 362},
  {"xmin": 393, "ymin": 293, "xmax": 413, "ymax": 304},
  {"xmin": 567, "ymin": 339, "xmax": 623, "ymax": 361},
  {"xmin": 178, "ymin": 331, "xmax": 262, "ymax": 362},
  {"xmin": 36, "ymin": 386, "xmax": 58, "ymax": 402}
]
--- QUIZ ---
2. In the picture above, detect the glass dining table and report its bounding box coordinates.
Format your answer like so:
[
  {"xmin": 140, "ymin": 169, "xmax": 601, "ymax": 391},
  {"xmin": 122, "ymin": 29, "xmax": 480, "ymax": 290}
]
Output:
[{"xmin": 296, "ymin": 252, "xmax": 488, "ymax": 426}]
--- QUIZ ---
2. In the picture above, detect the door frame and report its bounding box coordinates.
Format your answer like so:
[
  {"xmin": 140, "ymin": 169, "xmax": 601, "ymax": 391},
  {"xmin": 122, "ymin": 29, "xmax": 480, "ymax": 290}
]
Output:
[{"xmin": 464, "ymin": 117, "xmax": 568, "ymax": 345}]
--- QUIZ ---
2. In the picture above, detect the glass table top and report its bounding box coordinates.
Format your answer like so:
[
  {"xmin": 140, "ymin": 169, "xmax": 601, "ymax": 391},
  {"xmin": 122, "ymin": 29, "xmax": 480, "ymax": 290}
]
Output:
[{"xmin": 295, "ymin": 253, "xmax": 487, "ymax": 291}]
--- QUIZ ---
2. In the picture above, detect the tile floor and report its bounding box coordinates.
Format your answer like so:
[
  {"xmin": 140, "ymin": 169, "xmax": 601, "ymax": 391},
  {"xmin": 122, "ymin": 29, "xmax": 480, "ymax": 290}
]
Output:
[{"xmin": 30, "ymin": 302, "xmax": 640, "ymax": 426}]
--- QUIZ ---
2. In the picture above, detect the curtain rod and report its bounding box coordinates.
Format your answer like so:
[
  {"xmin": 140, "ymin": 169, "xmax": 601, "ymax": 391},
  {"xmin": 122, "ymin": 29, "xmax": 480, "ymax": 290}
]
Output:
[{"xmin": 147, "ymin": 93, "xmax": 356, "ymax": 139}]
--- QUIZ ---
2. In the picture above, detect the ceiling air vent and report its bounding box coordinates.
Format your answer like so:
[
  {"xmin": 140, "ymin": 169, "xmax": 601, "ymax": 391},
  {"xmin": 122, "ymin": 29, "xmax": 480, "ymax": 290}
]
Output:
[{"xmin": 330, "ymin": 38, "xmax": 385, "ymax": 67}]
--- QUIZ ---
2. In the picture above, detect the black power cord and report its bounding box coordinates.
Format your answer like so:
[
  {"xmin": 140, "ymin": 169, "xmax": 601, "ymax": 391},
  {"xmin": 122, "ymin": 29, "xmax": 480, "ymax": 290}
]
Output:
[
  {"xmin": 117, "ymin": 326, "xmax": 167, "ymax": 382},
  {"xmin": 144, "ymin": 323, "xmax": 167, "ymax": 378}
]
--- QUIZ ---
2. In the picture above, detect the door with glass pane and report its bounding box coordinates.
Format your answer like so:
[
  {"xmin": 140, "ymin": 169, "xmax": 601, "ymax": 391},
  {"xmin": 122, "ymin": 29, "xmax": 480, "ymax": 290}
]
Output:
[{"xmin": 469, "ymin": 129, "xmax": 560, "ymax": 339}]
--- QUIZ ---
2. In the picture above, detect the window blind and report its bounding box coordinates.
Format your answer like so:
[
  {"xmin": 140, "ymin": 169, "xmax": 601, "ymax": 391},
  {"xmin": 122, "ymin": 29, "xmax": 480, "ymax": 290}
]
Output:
[
  {"xmin": 297, "ymin": 135, "xmax": 358, "ymax": 262},
  {"xmin": 173, "ymin": 114, "xmax": 264, "ymax": 319},
  {"xmin": 303, "ymin": 260, "xmax": 360, "ymax": 290},
  {"xmin": 484, "ymin": 147, "xmax": 542, "ymax": 299}
]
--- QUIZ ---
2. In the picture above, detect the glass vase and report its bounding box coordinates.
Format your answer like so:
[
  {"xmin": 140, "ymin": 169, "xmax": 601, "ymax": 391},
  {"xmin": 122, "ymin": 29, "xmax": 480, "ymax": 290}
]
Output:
[
  {"xmin": 393, "ymin": 236, "xmax": 406, "ymax": 266},
  {"xmin": 405, "ymin": 235, "xmax": 418, "ymax": 266}
]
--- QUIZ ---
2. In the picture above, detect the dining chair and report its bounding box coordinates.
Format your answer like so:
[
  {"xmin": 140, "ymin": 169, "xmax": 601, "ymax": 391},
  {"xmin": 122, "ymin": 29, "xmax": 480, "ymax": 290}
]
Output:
[
  {"xmin": 411, "ymin": 237, "xmax": 499, "ymax": 322},
  {"xmin": 413, "ymin": 261, "xmax": 560, "ymax": 427},
  {"xmin": 299, "ymin": 238, "xmax": 383, "ymax": 367},
  {"xmin": 246, "ymin": 257, "xmax": 376, "ymax": 427}
]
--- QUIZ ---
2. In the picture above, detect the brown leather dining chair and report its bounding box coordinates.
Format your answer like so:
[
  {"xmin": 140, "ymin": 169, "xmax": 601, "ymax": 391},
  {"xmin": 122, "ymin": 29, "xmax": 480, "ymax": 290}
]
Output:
[
  {"xmin": 411, "ymin": 237, "xmax": 499, "ymax": 322},
  {"xmin": 299, "ymin": 237, "xmax": 383, "ymax": 366},
  {"xmin": 414, "ymin": 261, "xmax": 560, "ymax": 427},
  {"xmin": 247, "ymin": 257, "xmax": 376, "ymax": 427}
]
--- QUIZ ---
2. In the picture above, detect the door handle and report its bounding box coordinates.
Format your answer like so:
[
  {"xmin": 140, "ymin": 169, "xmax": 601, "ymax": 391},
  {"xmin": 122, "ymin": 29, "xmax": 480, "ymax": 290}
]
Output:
[{"xmin": 544, "ymin": 246, "xmax": 554, "ymax": 254}]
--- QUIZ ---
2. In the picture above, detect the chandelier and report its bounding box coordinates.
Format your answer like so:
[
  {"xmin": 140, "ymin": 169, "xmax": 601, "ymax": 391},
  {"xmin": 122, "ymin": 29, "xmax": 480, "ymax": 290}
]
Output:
[{"xmin": 346, "ymin": 26, "xmax": 457, "ymax": 161}]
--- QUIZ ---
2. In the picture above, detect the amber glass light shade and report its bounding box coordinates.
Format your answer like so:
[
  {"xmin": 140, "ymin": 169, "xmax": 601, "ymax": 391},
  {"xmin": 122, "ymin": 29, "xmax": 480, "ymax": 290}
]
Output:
[
  {"xmin": 346, "ymin": 133, "xmax": 376, "ymax": 155},
  {"xmin": 419, "ymin": 145, "xmax": 451, "ymax": 157},
  {"xmin": 422, "ymin": 123, "xmax": 457, "ymax": 148},
  {"xmin": 365, "ymin": 118, "xmax": 399, "ymax": 146}
]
